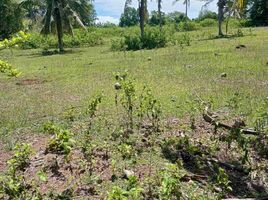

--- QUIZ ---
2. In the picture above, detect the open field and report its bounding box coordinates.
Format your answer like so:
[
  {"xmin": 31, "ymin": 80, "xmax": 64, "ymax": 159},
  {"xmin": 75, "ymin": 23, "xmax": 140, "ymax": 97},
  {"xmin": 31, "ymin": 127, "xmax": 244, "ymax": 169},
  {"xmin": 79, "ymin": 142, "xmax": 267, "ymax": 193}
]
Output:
[{"xmin": 0, "ymin": 27, "xmax": 268, "ymax": 199}]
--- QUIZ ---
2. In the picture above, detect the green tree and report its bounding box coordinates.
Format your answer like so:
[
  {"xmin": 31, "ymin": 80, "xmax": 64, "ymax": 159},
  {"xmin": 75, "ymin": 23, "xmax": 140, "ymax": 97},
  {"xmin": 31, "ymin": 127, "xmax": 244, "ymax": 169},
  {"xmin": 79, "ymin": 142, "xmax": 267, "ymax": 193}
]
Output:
[
  {"xmin": 149, "ymin": 10, "xmax": 166, "ymax": 26},
  {"xmin": 119, "ymin": 7, "xmax": 139, "ymax": 27},
  {"xmin": 197, "ymin": 9, "xmax": 217, "ymax": 20},
  {"xmin": 249, "ymin": 0, "xmax": 268, "ymax": 26},
  {"xmin": 166, "ymin": 11, "xmax": 187, "ymax": 23},
  {"xmin": 23, "ymin": 0, "xmax": 95, "ymax": 52},
  {"xmin": 0, "ymin": 0, "xmax": 24, "ymax": 39}
]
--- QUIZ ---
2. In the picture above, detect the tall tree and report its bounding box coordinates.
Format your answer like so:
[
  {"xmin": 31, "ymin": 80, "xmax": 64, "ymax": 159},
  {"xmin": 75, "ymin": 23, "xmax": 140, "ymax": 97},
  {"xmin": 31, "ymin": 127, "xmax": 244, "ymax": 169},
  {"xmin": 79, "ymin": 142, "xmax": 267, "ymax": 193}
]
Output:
[
  {"xmin": 173, "ymin": 0, "xmax": 190, "ymax": 18},
  {"xmin": 157, "ymin": 0, "xmax": 163, "ymax": 30},
  {"xmin": 139, "ymin": 0, "xmax": 147, "ymax": 38},
  {"xmin": 249, "ymin": 0, "xmax": 268, "ymax": 26},
  {"xmin": 0, "ymin": 0, "xmax": 24, "ymax": 39},
  {"xmin": 119, "ymin": 7, "xmax": 139, "ymax": 27},
  {"xmin": 217, "ymin": 0, "xmax": 226, "ymax": 36},
  {"xmin": 202, "ymin": 0, "xmax": 247, "ymax": 36},
  {"xmin": 20, "ymin": 0, "xmax": 95, "ymax": 52}
]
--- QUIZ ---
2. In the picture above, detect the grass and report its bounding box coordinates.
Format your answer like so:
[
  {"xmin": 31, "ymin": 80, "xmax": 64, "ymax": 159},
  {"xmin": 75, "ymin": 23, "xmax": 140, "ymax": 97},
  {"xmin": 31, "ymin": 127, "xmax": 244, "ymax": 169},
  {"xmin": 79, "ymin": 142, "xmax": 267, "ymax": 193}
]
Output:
[
  {"xmin": 0, "ymin": 27, "xmax": 267, "ymax": 132},
  {"xmin": 0, "ymin": 26, "xmax": 268, "ymax": 199}
]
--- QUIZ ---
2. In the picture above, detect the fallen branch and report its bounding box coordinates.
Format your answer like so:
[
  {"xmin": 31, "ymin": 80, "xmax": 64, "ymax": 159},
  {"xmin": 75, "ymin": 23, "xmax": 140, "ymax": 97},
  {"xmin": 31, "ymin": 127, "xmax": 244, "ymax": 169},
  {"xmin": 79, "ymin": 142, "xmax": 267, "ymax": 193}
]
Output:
[{"xmin": 203, "ymin": 109, "xmax": 259, "ymax": 136}]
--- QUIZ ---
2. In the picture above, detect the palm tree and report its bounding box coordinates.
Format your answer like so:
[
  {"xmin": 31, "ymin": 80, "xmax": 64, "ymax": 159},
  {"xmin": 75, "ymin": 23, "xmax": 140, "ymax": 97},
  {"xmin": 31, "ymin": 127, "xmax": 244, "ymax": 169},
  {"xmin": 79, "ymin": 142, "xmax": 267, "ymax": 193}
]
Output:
[
  {"xmin": 173, "ymin": 0, "xmax": 190, "ymax": 18},
  {"xmin": 139, "ymin": 0, "xmax": 147, "ymax": 38},
  {"xmin": 217, "ymin": 0, "xmax": 226, "ymax": 36},
  {"xmin": 157, "ymin": 0, "xmax": 163, "ymax": 30},
  {"xmin": 202, "ymin": 0, "xmax": 247, "ymax": 36},
  {"xmin": 20, "ymin": 0, "xmax": 93, "ymax": 52},
  {"xmin": 124, "ymin": 0, "xmax": 147, "ymax": 38}
]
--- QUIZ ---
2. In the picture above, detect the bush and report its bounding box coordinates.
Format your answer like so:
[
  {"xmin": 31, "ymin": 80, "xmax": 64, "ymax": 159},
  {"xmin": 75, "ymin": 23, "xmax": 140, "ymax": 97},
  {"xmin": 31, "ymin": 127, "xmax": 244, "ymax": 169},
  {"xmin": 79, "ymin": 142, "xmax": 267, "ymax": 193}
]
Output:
[
  {"xmin": 199, "ymin": 19, "xmax": 217, "ymax": 27},
  {"xmin": 19, "ymin": 29, "xmax": 104, "ymax": 50},
  {"xmin": 111, "ymin": 28, "xmax": 167, "ymax": 51},
  {"xmin": 142, "ymin": 28, "xmax": 167, "ymax": 49},
  {"xmin": 179, "ymin": 21, "xmax": 200, "ymax": 31},
  {"xmin": 125, "ymin": 33, "xmax": 142, "ymax": 50}
]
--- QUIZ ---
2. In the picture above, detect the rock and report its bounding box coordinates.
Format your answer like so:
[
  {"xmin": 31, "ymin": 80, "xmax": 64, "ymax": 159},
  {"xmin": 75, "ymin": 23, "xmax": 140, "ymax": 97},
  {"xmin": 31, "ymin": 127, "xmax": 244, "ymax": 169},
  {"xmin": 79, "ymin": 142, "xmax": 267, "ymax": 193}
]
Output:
[
  {"xmin": 220, "ymin": 73, "xmax": 227, "ymax": 78},
  {"xmin": 123, "ymin": 169, "xmax": 135, "ymax": 179},
  {"xmin": 114, "ymin": 82, "xmax": 121, "ymax": 90},
  {"xmin": 236, "ymin": 44, "xmax": 246, "ymax": 49},
  {"xmin": 148, "ymin": 57, "xmax": 152, "ymax": 61}
]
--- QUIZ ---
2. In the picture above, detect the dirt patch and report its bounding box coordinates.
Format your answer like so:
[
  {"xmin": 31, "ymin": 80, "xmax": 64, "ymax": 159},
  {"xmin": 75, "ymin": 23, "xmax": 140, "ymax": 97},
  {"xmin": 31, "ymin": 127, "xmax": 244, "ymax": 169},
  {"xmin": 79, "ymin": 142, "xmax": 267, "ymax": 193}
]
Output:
[
  {"xmin": 0, "ymin": 143, "xmax": 11, "ymax": 172},
  {"xmin": 16, "ymin": 78, "xmax": 46, "ymax": 86}
]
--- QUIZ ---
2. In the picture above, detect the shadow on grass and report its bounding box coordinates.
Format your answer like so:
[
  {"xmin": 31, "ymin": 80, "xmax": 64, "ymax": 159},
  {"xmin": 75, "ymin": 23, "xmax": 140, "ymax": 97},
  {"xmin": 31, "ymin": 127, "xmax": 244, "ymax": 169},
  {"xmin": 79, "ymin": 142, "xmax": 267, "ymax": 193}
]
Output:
[{"xmin": 24, "ymin": 48, "xmax": 85, "ymax": 58}]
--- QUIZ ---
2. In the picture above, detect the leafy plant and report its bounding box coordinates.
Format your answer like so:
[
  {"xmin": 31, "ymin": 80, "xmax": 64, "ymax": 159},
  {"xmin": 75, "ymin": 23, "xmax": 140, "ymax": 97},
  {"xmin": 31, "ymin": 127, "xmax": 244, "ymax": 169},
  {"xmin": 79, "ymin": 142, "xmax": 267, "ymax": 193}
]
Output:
[
  {"xmin": 86, "ymin": 93, "xmax": 103, "ymax": 118},
  {"xmin": 0, "ymin": 60, "xmax": 21, "ymax": 77},
  {"xmin": 107, "ymin": 176, "xmax": 143, "ymax": 200},
  {"xmin": 212, "ymin": 167, "xmax": 232, "ymax": 197},
  {"xmin": 7, "ymin": 143, "xmax": 32, "ymax": 173},
  {"xmin": 114, "ymin": 72, "xmax": 136, "ymax": 129},
  {"xmin": 138, "ymin": 86, "xmax": 162, "ymax": 132},
  {"xmin": 158, "ymin": 163, "xmax": 183, "ymax": 200},
  {"xmin": 45, "ymin": 123, "xmax": 75, "ymax": 156}
]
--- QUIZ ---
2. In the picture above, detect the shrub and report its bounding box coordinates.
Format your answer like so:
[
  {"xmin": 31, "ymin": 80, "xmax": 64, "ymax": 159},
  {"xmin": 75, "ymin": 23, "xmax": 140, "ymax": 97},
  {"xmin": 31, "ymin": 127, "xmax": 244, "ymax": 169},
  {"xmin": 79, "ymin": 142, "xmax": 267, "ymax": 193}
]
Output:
[
  {"xmin": 111, "ymin": 38, "xmax": 126, "ymax": 51},
  {"xmin": 111, "ymin": 28, "xmax": 167, "ymax": 51},
  {"xmin": 179, "ymin": 21, "xmax": 200, "ymax": 31},
  {"xmin": 199, "ymin": 19, "xmax": 217, "ymax": 27},
  {"xmin": 124, "ymin": 33, "xmax": 142, "ymax": 51},
  {"xmin": 142, "ymin": 28, "xmax": 167, "ymax": 49},
  {"xmin": 19, "ymin": 29, "xmax": 104, "ymax": 50}
]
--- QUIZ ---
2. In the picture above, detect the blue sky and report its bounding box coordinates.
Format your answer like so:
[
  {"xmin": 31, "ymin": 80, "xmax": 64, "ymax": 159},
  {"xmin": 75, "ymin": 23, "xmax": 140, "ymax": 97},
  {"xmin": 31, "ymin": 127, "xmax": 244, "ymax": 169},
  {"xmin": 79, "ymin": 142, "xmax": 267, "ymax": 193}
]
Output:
[{"xmin": 94, "ymin": 0, "xmax": 218, "ymax": 24}]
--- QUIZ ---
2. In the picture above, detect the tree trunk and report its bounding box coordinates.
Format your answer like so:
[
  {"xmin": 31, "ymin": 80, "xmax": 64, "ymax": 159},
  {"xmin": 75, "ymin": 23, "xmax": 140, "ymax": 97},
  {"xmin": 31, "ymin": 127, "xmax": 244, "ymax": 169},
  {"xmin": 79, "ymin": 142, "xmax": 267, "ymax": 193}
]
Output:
[
  {"xmin": 217, "ymin": 0, "xmax": 226, "ymax": 36},
  {"xmin": 41, "ymin": 0, "xmax": 53, "ymax": 35},
  {"xmin": 54, "ymin": 6, "xmax": 64, "ymax": 52},
  {"xmin": 185, "ymin": 0, "xmax": 188, "ymax": 18},
  {"xmin": 158, "ymin": 0, "xmax": 162, "ymax": 31},
  {"xmin": 139, "ymin": 0, "xmax": 146, "ymax": 39}
]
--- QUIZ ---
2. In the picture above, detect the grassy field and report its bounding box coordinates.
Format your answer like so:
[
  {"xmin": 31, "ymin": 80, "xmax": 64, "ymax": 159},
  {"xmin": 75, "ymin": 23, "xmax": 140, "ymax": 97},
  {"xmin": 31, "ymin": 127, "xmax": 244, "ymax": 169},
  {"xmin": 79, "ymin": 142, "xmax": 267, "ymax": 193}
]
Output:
[
  {"xmin": 0, "ymin": 27, "xmax": 267, "ymax": 131},
  {"xmin": 0, "ymin": 26, "xmax": 268, "ymax": 199}
]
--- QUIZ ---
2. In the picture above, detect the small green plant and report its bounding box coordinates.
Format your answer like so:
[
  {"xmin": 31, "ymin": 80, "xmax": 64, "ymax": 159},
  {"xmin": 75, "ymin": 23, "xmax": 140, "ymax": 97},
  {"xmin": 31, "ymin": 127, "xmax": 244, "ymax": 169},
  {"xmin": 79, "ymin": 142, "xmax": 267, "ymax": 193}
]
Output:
[
  {"xmin": 107, "ymin": 176, "xmax": 143, "ymax": 200},
  {"xmin": 114, "ymin": 72, "xmax": 136, "ymax": 129},
  {"xmin": 86, "ymin": 93, "xmax": 103, "ymax": 118},
  {"xmin": 118, "ymin": 143, "xmax": 135, "ymax": 160},
  {"xmin": 7, "ymin": 143, "xmax": 32, "ymax": 173},
  {"xmin": 45, "ymin": 123, "xmax": 75, "ymax": 156},
  {"xmin": 158, "ymin": 163, "xmax": 183, "ymax": 200},
  {"xmin": 138, "ymin": 86, "xmax": 162, "ymax": 132},
  {"xmin": 0, "ymin": 143, "xmax": 37, "ymax": 199},
  {"xmin": 212, "ymin": 167, "xmax": 232, "ymax": 197},
  {"xmin": 223, "ymin": 128, "xmax": 249, "ymax": 164}
]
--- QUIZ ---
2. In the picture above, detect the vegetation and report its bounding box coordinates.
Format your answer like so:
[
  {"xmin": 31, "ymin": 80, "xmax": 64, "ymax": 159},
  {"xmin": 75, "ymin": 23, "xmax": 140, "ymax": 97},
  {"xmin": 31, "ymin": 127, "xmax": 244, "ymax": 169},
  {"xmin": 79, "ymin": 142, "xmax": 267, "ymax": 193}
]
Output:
[{"xmin": 0, "ymin": 0, "xmax": 267, "ymax": 199}]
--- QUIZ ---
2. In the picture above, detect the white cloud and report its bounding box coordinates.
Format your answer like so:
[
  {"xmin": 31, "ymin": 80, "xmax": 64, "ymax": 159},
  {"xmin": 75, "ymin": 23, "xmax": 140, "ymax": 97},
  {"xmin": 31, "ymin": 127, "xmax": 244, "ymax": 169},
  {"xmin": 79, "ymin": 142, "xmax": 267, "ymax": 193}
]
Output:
[{"xmin": 96, "ymin": 16, "xmax": 120, "ymax": 24}]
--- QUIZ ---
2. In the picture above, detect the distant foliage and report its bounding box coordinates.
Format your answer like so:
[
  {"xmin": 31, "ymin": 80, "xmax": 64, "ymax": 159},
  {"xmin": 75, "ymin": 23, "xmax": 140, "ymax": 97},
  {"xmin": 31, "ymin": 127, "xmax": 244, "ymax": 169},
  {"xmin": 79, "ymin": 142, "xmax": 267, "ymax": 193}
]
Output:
[
  {"xmin": 149, "ymin": 11, "xmax": 166, "ymax": 26},
  {"xmin": 20, "ymin": 29, "xmax": 103, "ymax": 49},
  {"xmin": 197, "ymin": 10, "xmax": 217, "ymax": 21},
  {"xmin": 0, "ymin": 0, "xmax": 24, "ymax": 39},
  {"xmin": 179, "ymin": 21, "xmax": 200, "ymax": 31},
  {"xmin": 111, "ymin": 28, "xmax": 167, "ymax": 51},
  {"xmin": 199, "ymin": 19, "xmax": 217, "ymax": 27},
  {"xmin": 166, "ymin": 11, "xmax": 188, "ymax": 24},
  {"xmin": 120, "ymin": 7, "xmax": 140, "ymax": 27},
  {"xmin": 249, "ymin": 0, "xmax": 268, "ymax": 26}
]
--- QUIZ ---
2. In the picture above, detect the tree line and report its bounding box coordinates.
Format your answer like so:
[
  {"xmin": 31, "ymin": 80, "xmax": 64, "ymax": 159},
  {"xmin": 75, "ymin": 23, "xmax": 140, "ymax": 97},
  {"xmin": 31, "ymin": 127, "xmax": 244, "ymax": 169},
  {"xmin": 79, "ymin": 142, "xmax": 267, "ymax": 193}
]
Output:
[{"xmin": 0, "ymin": 0, "xmax": 267, "ymax": 52}]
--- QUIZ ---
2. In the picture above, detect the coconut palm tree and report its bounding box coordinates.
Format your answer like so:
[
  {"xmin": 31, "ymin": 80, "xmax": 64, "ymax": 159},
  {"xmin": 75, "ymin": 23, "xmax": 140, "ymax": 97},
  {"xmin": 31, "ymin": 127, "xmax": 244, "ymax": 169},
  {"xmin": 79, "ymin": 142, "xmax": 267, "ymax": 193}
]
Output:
[
  {"xmin": 20, "ymin": 0, "xmax": 93, "ymax": 52},
  {"xmin": 124, "ymin": 0, "xmax": 148, "ymax": 38},
  {"xmin": 173, "ymin": 0, "xmax": 190, "ymax": 18},
  {"xmin": 139, "ymin": 0, "xmax": 147, "ymax": 38},
  {"xmin": 157, "ymin": 0, "xmax": 163, "ymax": 30},
  {"xmin": 202, "ymin": 0, "xmax": 247, "ymax": 36}
]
